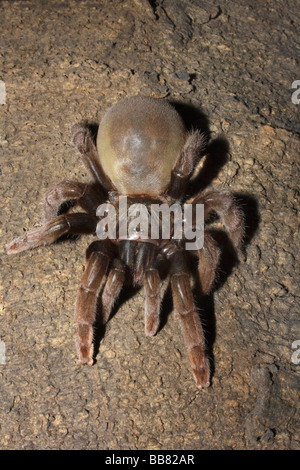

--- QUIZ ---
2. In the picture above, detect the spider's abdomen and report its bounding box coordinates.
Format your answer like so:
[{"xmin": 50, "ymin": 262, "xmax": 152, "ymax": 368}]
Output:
[{"xmin": 96, "ymin": 96, "xmax": 187, "ymax": 196}]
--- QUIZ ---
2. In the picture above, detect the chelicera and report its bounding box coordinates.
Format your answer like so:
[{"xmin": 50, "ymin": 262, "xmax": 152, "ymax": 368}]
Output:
[{"xmin": 7, "ymin": 96, "xmax": 244, "ymax": 389}]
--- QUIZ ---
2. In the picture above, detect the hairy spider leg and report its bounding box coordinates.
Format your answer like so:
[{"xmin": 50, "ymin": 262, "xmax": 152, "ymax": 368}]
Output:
[
  {"xmin": 169, "ymin": 250, "xmax": 210, "ymax": 389},
  {"xmin": 75, "ymin": 241, "xmax": 112, "ymax": 365},
  {"xmin": 167, "ymin": 130, "xmax": 206, "ymax": 200},
  {"xmin": 43, "ymin": 180, "xmax": 103, "ymax": 221},
  {"xmin": 6, "ymin": 213, "xmax": 97, "ymax": 254},
  {"xmin": 71, "ymin": 120, "xmax": 116, "ymax": 193},
  {"xmin": 196, "ymin": 231, "xmax": 221, "ymax": 295},
  {"xmin": 191, "ymin": 190, "xmax": 245, "ymax": 261},
  {"xmin": 101, "ymin": 258, "xmax": 126, "ymax": 324},
  {"xmin": 144, "ymin": 266, "xmax": 162, "ymax": 337}
]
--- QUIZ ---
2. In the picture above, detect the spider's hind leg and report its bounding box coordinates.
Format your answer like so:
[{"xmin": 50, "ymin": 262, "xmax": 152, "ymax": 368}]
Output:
[
  {"xmin": 166, "ymin": 130, "xmax": 206, "ymax": 200},
  {"xmin": 43, "ymin": 180, "xmax": 103, "ymax": 221},
  {"xmin": 71, "ymin": 120, "xmax": 115, "ymax": 192}
]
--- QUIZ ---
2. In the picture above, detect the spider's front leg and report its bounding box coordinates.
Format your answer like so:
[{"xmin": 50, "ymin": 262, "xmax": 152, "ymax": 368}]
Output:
[
  {"xmin": 75, "ymin": 241, "xmax": 114, "ymax": 365},
  {"xmin": 169, "ymin": 249, "xmax": 210, "ymax": 389},
  {"xmin": 101, "ymin": 258, "xmax": 126, "ymax": 324},
  {"xmin": 144, "ymin": 266, "xmax": 162, "ymax": 337}
]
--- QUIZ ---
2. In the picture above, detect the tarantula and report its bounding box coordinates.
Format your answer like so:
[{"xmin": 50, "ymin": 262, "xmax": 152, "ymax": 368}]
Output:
[{"xmin": 7, "ymin": 96, "xmax": 244, "ymax": 389}]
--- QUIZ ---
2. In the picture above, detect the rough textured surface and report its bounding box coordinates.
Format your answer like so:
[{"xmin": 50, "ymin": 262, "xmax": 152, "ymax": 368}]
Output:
[{"xmin": 1, "ymin": 0, "xmax": 299, "ymax": 450}]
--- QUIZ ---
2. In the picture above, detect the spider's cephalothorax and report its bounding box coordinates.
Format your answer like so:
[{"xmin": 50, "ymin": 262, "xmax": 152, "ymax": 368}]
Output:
[{"xmin": 7, "ymin": 96, "xmax": 245, "ymax": 389}]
